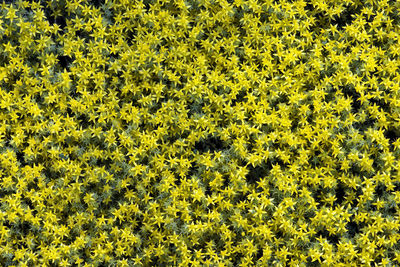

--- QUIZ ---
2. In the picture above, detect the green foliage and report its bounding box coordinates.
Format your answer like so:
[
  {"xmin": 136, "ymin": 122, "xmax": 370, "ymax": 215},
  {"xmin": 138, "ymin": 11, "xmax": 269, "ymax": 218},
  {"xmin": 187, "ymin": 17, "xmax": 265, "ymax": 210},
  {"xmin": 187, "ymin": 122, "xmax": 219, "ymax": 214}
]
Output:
[{"xmin": 0, "ymin": 0, "xmax": 400, "ymax": 266}]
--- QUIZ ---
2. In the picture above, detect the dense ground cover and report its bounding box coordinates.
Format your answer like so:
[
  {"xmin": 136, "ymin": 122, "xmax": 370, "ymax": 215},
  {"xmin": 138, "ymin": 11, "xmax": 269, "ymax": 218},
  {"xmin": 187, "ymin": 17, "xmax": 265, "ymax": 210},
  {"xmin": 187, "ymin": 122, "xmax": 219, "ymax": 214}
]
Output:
[{"xmin": 1, "ymin": 0, "xmax": 400, "ymax": 266}]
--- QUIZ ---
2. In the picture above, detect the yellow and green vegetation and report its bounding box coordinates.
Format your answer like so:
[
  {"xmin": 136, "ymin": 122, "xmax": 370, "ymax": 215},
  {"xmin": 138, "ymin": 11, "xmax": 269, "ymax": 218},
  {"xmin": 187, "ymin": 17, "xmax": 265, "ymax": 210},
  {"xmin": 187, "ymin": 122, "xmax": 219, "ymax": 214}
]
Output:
[{"xmin": 1, "ymin": 0, "xmax": 400, "ymax": 266}]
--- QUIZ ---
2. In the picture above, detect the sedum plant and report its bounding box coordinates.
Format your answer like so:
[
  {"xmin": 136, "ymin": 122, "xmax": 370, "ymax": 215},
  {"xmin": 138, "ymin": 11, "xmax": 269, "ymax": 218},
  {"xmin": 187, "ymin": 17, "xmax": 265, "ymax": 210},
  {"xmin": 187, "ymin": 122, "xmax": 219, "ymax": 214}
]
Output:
[{"xmin": 1, "ymin": 0, "xmax": 400, "ymax": 266}]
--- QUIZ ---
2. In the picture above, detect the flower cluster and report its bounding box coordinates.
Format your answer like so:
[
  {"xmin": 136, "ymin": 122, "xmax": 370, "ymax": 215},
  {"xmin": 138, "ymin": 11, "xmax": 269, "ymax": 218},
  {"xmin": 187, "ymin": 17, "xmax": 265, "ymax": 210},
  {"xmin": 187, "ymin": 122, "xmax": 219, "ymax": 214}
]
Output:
[{"xmin": 1, "ymin": 0, "xmax": 400, "ymax": 266}]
